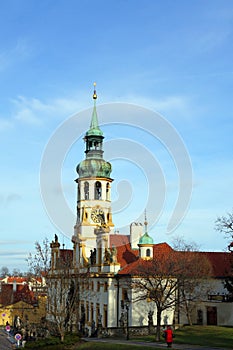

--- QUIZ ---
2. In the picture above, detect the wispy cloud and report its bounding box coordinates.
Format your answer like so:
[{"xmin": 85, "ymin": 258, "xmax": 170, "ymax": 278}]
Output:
[
  {"xmin": 114, "ymin": 94, "xmax": 194, "ymax": 120},
  {"xmin": 0, "ymin": 38, "xmax": 33, "ymax": 72},
  {"xmin": 10, "ymin": 93, "xmax": 85, "ymax": 127},
  {"xmin": 0, "ymin": 240, "xmax": 31, "ymax": 246},
  {"xmin": 195, "ymin": 29, "xmax": 231, "ymax": 53},
  {"xmin": 1, "ymin": 90, "xmax": 194, "ymax": 132},
  {"xmin": 5, "ymin": 193, "xmax": 22, "ymax": 207},
  {"xmin": 0, "ymin": 193, "xmax": 22, "ymax": 209},
  {"xmin": 0, "ymin": 118, "xmax": 13, "ymax": 131}
]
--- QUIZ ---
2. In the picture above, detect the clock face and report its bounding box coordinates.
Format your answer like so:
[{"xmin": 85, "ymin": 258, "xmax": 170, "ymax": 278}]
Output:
[{"xmin": 91, "ymin": 208, "xmax": 104, "ymax": 223}]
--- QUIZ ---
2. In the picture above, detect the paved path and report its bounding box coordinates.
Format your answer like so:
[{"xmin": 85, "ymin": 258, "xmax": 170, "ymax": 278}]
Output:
[
  {"xmin": 83, "ymin": 337, "xmax": 230, "ymax": 350},
  {"xmin": 0, "ymin": 330, "xmax": 15, "ymax": 350}
]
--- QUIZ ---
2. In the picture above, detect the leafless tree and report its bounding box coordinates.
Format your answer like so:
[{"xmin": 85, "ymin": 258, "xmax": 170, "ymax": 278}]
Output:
[
  {"xmin": 131, "ymin": 249, "xmax": 180, "ymax": 341},
  {"xmin": 215, "ymin": 213, "xmax": 233, "ymax": 296},
  {"xmin": 131, "ymin": 238, "xmax": 213, "ymax": 340},
  {"xmin": 173, "ymin": 237, "xmax": 213, "ymax": 325},
  {"xmin": 46, "ymin": 251, "xmax": 80, "ymax": 342},
  {"xmin": 0, "ymin": 266, "xmax": 9, "ymax": 277},
  {"xmin": 26, "ymin": 237, "xmax": 51, "ymax": 277}
]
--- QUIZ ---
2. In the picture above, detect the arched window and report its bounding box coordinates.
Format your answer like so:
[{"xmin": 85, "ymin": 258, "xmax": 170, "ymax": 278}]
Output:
[
  {"xmin": 84, "ymin": 182, "xmax": 89, "ymax": 200},
  {"xmin": 95, "ymin": 181, "xmax": 102, "ymax": 200},
  {"xmin": 146, "ymin": 248, "xmax": 151, "ymax": 257},
  {"xmin": 106, "ymin": 183, "xmax": 110, "ymax": 200}
]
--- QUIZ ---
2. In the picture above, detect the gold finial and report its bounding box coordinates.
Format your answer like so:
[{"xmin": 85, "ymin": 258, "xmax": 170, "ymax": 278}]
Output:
[{"xmin": 93, "ymin": 82, "xmax": 97, "ymax": 100}]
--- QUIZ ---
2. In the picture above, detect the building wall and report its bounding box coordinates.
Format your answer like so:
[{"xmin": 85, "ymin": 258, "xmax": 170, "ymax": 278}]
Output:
[{"xmin": 0, "ymin": 298, "xmax": 46, "ymax": 327}]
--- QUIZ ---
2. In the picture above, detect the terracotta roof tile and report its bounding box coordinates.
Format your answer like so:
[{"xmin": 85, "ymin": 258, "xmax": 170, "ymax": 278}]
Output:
[
  {"xmin": 110, "ymin": 234, "xmax": 138, "ymax": 268},
  {"xmin": 0, "ymin": 284, "xmax": 37, "ymax": 306},
  {"xmin": 108, "ymin": 236, "xmax": 232, "ymax": 279},
  {"xmin": 200, "ymin": 251, "xmax": 232, "ymax": 277}
]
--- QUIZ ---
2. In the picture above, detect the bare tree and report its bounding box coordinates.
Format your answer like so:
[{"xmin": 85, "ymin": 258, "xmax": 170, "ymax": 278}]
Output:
[
  {"xmin": 0, "ymin": 266, "xmax": 9, "ymax": 277},
  {"xmin": 172, "ymin": 237, "xmax": 213, "ymax": 325},
  {"xmin": 215, "ymin": 212, "xmax": 233, "ymax": 242},
  {"xmin": 26, "ymin": 238, "xmax": 51, "ymax": 277},
  {"xmin": 131, "ymin": 249, "xmax": 180, "ymax": 341},
  {"xmin": 12, "ymin": 268, "xmax": 23, "ymax": 277},
  {"xmin": 131, "ymin": 238, "xmax": 213, "ymax": 340},
  {"xmin": 215, "ymin": 213, "xmax": 233, "ymax": 296},
  {"xmin": 46, "ymin": 250, "xmax": 80, "ymax": 342}
]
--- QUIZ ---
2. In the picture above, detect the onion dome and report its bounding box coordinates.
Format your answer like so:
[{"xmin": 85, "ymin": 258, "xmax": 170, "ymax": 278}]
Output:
[
  {"xmin": 77, "ymin": 158, "xmax": 112, "ymax": 178},
  {"xmin": 139, "ymin": 232, "xmax": 154, "ymax": 245}
]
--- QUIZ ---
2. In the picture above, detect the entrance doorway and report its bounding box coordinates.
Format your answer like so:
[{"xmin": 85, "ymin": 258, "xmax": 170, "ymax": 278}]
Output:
[{"xmin": 207, "ymin": 306, "xmax": 217, "ymax": 325}]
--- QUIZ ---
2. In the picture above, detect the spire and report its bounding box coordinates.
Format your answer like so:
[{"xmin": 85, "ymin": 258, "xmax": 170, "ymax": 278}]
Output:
[
  {"xmin": 144, "ymin": 209, "xmax": 148, "ymax": 233},
  {"xmin": 86, "ymin": 82, "xmax": 103, "ymax": 137},
  {"xmin": 76, "ymin": 84, "xmax": 112, "ymax": 179}
]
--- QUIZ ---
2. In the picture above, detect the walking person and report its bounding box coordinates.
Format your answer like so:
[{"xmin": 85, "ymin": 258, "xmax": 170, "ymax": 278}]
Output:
[{"xmin": 164, "ymin": 325, "xmax": 174, "ymax": 348}]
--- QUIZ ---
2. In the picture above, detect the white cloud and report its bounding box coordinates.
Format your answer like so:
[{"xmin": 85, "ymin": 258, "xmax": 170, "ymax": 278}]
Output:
[
  {"xmin": 0, "ymin": 89, "xmax": 194, "ymax": 133},
  {"xmin": 14, "ymin": 107, "xmax": 42, "ymax": 125},
  {"xmin": 113, "ymin": 93, "xmax": 194, "ymax": 121},
  {"xmin": 10, "ymin": 93, "xmax": 86, "ymax": 127},
  {"xmin": 0, "ymin": 38, "xmax": 33, "ymax": 72},
  {"xmin": 0, "ymin": 118, "xmax": 13, "ymax": 131}
]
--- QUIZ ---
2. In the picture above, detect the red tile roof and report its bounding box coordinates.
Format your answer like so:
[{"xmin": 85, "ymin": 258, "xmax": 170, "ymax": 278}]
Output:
[
  {"xmin": 110, "ymin": 234, "xmax": 130, "ymax": 248},
  {"xmin": 109, "ymin": 234, "xmax": 233, "ymax": 279},
  {"xmin": 200, "ymin": 251, "xmax": 232, "ymax": 278},
  {"xmin": 7, "ymin": 277, "xmax": 27, "ymax": 284},
  {"xmin": 110, "ymin": 234, "xmax": 138, "ymax": 268},
  {"xmin": 0, "ymin": 284, "xmax": 37, "ymax": 306}
]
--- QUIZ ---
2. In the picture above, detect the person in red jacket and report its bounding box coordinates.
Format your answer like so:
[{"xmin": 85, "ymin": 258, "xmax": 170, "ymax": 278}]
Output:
[{"xmin": 164, "ymin": 325, "xmax": 174, "ymax": 348}]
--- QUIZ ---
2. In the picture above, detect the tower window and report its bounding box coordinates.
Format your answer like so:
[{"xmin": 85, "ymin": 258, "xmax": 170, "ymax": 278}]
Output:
[
  {"xmin": 95, "ymin": 181, "xmax": 102, "ymax": 200},
  {"xmin": 106, "ymin": 183, "xmax": 110, "ymax": 200},
  {"xmin": 146, "ymin": 249, "xmax": 151, "ymax": 257},
  {"xmin": 94, "ymin": 141, "xmax": 99, "ymax": 149},
  {"xmin": 84, "ymin": 182, "xmax": 89, "ymax": 200}
]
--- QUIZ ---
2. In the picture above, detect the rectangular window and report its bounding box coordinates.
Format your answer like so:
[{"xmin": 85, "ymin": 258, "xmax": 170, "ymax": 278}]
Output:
[
  {"xmin": 96, "ymin": 303, "xmax": 100, "ymax": 326},
  {"xmin": 104, "ymin": 304, "xmax": 108, "ymax": 328},
  {"xmin": 86, "ymin": 301, "xmax": 89, "ymax": 322},
  {"xmin": 91, "ymin": 303, "xmax": 93, "ymax": 323},
  {"xmin": 104, "ymin": 282, "xmax": 108, "ymax": 292}
]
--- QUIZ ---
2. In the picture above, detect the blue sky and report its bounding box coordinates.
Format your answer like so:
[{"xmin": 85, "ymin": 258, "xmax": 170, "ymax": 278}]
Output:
[{"xmin": 0, "ymin": 0, "xmax": 233, "ymax": 272}]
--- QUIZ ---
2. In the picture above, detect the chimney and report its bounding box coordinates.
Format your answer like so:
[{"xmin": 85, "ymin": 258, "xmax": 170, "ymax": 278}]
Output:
[{"xmin": 13, "ymin": 280, "xmax": 17, "ymax": 292}]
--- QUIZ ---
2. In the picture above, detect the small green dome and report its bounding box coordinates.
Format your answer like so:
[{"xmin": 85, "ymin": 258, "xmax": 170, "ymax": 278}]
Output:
[
  {"xmin": 139, "ymin": 232, "xmax": 154, "ymax": 245},
  {"xmin": 77, "ymin": 159, "xmax": 112, "ymax": 178},
  {"xmin": 86, "ymin": 126, "xmax": 103, "ymax": 137}
]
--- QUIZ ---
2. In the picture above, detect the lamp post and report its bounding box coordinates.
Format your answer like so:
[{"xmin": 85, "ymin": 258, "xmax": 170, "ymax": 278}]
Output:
[{"xmin": 125, "ymin": 298, "xmax": 130, "ymax": 340}]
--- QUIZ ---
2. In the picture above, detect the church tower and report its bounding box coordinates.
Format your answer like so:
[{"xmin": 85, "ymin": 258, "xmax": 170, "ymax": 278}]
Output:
[{"xmin": 73, "ymin": 84, "xmax": 114, "ymax": 266}]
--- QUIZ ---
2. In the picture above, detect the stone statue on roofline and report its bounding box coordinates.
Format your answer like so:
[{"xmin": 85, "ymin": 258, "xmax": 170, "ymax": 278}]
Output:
[{"xmin": 111, "ymin": 245, "xmax": 118, "ymax": 263}]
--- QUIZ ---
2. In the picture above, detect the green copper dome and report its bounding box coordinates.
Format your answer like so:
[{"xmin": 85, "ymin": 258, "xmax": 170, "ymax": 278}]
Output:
[
  {"xmin": 77, "ymin": 159, "xmax": 112, "ymax": 178},
  {"xmin": 139, "ymin": 232, "xmax": 154, "ymax": 245}
]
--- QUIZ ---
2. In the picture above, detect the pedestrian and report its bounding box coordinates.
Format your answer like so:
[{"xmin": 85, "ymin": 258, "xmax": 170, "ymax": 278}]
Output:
[{"xmin": 163, "ymin": 325, "xmax": 174, "ymax": 348}]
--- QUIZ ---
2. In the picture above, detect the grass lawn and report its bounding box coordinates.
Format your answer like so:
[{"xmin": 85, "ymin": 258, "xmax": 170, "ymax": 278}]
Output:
[
  {"xmin": 25, "ymin": 341, "xmax": 157, "ymax": 350},
  {"xmin": 133, "ymin": 325, "xmax": 233, "ymax": 348},
  {"xmin": 76, "ymin": 343, "xmax": 156, "ymax": 350},
  {"xmin": 24, "ymin": 325, "xmax": 233, "ymax": 349},
  {"xmin": 174, "ymin": 325, "xmax": 233, "ymax": 348}
]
